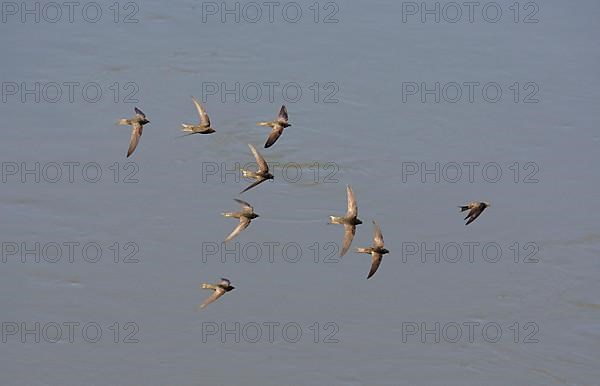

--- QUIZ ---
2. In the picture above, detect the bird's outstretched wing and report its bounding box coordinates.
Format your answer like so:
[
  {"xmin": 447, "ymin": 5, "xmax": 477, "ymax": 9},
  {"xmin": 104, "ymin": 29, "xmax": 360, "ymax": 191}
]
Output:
[
  {"xmin": 341, "ymin": 224, "xmax": 356, "ymax": 257},
  {"xmin": 134, "ymin": 107, "xmax": 146, "ymax": 119},
  {"xmin": 199, "ymin": 287, "xmax": 226, "ymax": 309},
  {"xmin": 224, "ymin": 217, "xmax": 251, "ymax": 242},
  {"xmin": 367, "ymin": 252, "xmax": 383, "ymax": 279},
  {"xmin": 264, "ymin": 126, "xmax": 283, "ymax": 148},
  {"xmin": 127, "ymin": 123, "xmax": 142, "ymax": 158},
  {"xmin": 346, "ymin": 185, "xmax": 357, "ymax": 218},
  {"xmin": 248, "ymin": 144, "xmax": 269, "ymax": 173},
  {"xmin": 465, "ymin": 207, "xmax": 483, "ymax": 225},
  {"xmin": 277, "ymin": 105, "xmax": 288, "ymax": 123},
  {"xmin": 234, "ymin": 198, "xmax": 254, "ymax": 213},
  {"xmin": 191, "ymin": 96, "xmax": 210, "ymax": 126},
  {"xmin": 372, "ymin": 220, "xmax": 384, "ymax": 248},
  {"xmin": 239, "ymin": 178, "xmax": 267, "ymax": 194},
  {"xmin": 219, "ymin": 278, "xmax": 231, "ymax": 287}
]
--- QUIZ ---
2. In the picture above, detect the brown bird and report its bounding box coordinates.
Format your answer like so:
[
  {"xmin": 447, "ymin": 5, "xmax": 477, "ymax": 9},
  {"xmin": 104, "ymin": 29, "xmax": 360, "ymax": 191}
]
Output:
[
  {"xmin": 459, "ymin": 201, "xmax": 490, "ymax": 225},
  {"xmin": 240, "ymin": 144, "xmax": 274, "ymax": 194},
  {"xmin": 118, "ymin": 107, "xmax": 150, "ymax": 158},
  {"xmin": 198, "ymin": 278, "xmax": 235, "ymax": 310},
  {"xmin": 222, "ymin": 199, "xmax": 259, "ymax": 242},
  {"xmin": 257, "ymin": 105, "xmax": 291, "ymax": 148},
  {"xmin": 355, "ymin": 221, "xmax": 389, "ymax": 279},
  {"xmin": 181, "ymin": 96, "xmax": 215, "ymax": 135},
  {"xmin": 329, "ymin": 185, "xmax": 362, "ymax": 256}
]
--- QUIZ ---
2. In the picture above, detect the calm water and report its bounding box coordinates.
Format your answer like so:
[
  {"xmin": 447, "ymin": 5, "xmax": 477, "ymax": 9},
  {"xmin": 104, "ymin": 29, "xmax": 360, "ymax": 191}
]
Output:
[{"xmin": 1, "ymin": 1, "xmax": 599, "ymax": 385}]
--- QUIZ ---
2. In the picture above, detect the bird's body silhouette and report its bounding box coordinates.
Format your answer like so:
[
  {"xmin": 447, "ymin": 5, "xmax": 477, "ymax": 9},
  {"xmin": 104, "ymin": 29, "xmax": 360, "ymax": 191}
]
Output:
[
  {"xmin": 222, "ymin": 199, "xmax": 259, "ymax": 242},
  {"xmin": 459, "ymin": 201, "xmax": 490, "ymax": 225},
  {"xmin": 355, "ymin": 221, "xmax": 389, "ymax": 279},
  {"xmin": 257, "ymin": 105, "xmax": 291, "ymax": 148},
  {"xmin": 198, "ymin": 278, "xmax": 235, "ymax": 309},
  {"xmin": 117, "ymin": 107, "xmax": 150, "ymax": 157},
  {"xmin": 240, "ymin": 144, "xmax": 273, "ymax": 194},
  {"xmin": 181, "ymin": 96, "xmax": 215, "ymax": 135},
  {"xmin": 329, "ymin": 185, "xmax": 362, "ymax": 256}
]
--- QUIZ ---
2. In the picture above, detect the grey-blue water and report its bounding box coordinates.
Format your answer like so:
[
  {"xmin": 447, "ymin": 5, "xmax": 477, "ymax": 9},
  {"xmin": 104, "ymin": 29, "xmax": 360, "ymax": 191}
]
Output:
[{"xmin": 1, "ymin": 1, "xmax": 599, "ymax": 385}]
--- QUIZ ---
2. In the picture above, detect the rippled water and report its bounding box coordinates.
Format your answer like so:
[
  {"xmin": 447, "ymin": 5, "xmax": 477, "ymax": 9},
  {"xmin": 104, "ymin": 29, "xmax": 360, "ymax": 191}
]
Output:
[{"xmin": 1, "ymin": 0, "xmax": 599, "ymax": 385}]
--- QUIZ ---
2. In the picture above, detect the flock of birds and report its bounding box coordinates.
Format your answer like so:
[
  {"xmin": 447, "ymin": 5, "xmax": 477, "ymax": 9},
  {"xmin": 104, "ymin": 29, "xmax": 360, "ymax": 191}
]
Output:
[{"xmin": 117, "ymin": 98, "xmax": 491, "ymax": 309}]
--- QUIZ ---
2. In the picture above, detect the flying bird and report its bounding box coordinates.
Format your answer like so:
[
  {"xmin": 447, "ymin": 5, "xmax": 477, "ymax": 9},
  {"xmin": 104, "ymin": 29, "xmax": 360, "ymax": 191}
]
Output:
[
  {"xmin": 198, "ymin": 278, "xmax": 235, "ymax": 310},
  {"xmin": 117, "ymin": 107, "xmax": 150, "ymax": 157},
  {"xmin": 355, "ymin": 221, "xmax": 389, "ymax": 279},
  {"xmin": 240, "ymin": 144, "xmax": 274, "ymax": 194},
  {"xmin": 328, "ymin": 185, "xmax": 362, "ymax": 256},
  {"xmin": 459, "ymin": 201, "xmax": 490, "ymax": 225},
  {"xmin": 257, "ymin": 105, "xmax": 291, "ymax": 148},
  {"xmin": 180, "ymin": 96, "xmax": 215, "ymax": 135},
  {"xmin": 222, "ymin": 199, "xmax": 259, "ymax": 242}
]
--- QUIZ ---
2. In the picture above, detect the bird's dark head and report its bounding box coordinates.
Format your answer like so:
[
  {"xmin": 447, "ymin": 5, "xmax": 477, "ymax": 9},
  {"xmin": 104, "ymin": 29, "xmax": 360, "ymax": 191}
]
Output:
[
  {"xmin": 381, "ymin": 248, "xmax": 390, "ymax": 255},
  {"xmin": 142, "ymin": 119, "xmax": 150, "ymax": 124},
  {"xmin": 483, "ymin": 201, "xmax": 491, "ymax": 208},
  {"xmin": 250, "ymin": 213, "xmax": 260, "ymax": 219},
  {"xmin": 267, "ymin": 173, "xmax": 274, "ymax": 180},
  {"xmin": 356, "ymin": 218, "xmax": 363, "ymax": 225},
  {"xmin": 227, "ymin": 286, "xmax": 235, "ymax": 291}
]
